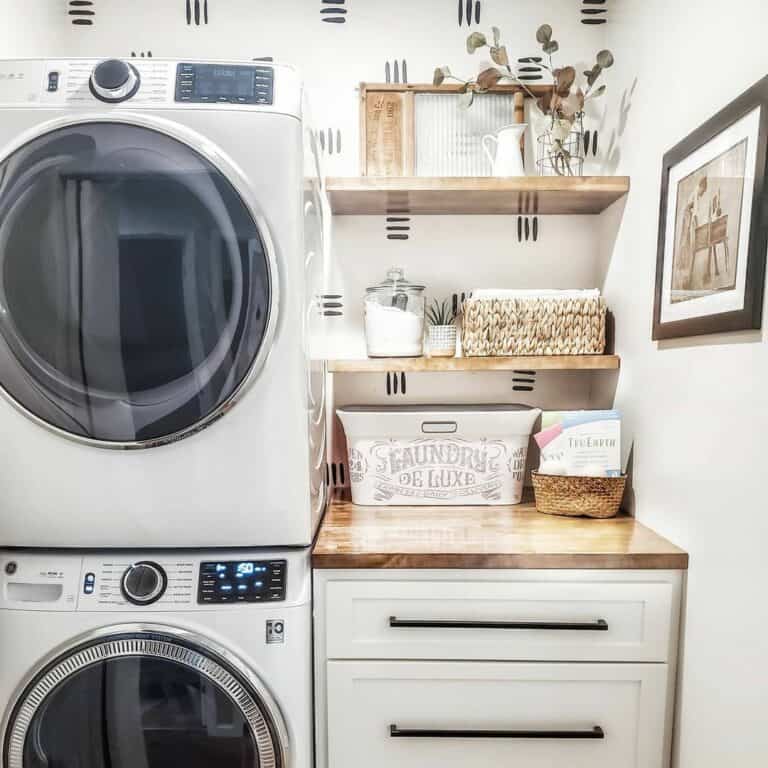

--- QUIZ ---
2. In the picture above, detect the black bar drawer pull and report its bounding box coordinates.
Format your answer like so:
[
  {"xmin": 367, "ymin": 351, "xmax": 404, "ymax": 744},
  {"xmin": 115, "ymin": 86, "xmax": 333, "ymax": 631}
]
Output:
[
  {"xmin": 389, "ymin": 617, "xmax": 609, "ymax": 631},
  {"xmin": 390, "ymin": 725, "xmax": 605, "ymax": 740}
]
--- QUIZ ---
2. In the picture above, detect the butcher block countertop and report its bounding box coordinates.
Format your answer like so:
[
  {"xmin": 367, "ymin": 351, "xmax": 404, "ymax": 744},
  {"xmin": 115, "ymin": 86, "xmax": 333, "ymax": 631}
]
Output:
[{"xmin": 312, "ymin": 495, "xmax": 689, "ymax": 570}]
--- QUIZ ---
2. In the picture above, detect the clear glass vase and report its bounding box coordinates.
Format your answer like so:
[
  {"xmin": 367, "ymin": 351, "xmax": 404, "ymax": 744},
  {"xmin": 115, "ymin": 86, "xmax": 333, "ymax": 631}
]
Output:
[{"xmin": 536, "ymin": 125, "xmax": 586, "ymax": 177}]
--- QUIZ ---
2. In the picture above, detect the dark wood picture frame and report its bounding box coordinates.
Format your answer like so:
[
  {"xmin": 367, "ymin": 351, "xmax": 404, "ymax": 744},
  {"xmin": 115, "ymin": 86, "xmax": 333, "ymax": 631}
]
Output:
[{"xmin": 653, "ymin": 75, "xmax": 768, "ymax": 340}]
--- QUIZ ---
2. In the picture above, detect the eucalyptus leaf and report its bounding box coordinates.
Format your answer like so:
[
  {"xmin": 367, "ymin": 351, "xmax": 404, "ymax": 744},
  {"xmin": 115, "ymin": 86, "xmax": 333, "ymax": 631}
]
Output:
[
  {"xmin": 477, "ymin": 67, "xmax": 502, "ymax": 90},
  {"xmin": 586, "ymin": 65, "xmax": 602, "ymax": 87},
  {"xmin": 490, "ymin": 46, "xmax": 509, "ymax": 67},
  {"xmin": 559, "ymin": 91, "xmax": 583, "ymax": 119},
  {"xmin": 433, "ymin": 67, "xmax": 446, "ymax": 86},
  {"xmin": 492, "ymin": 26, "xmax": 501, "ymax": 48},
  {"xmin": 596, "ymin": 49, "xmax": 615, "ymax": 68},
  {"xmin": 554, "ymin": 65, "xmax": 575, "ymax": 97},
  {"xmin": 586, "ymin": 84, "xmax": 607, "ymax": 99},
  {"xmin": 536, "ymin": 24, "xmax": 552, "ymax": 44},
  {"xmin": 466, "ymin": 31, "xmax": 487, "ymax": 54},
  {"xmin": 543, "ymin": 40, "xmax": 559, "ymax": 55}
]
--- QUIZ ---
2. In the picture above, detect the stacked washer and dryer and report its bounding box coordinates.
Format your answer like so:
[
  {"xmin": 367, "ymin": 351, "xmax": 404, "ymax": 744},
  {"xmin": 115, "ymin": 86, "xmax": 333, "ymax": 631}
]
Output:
[{"xmin": 0, "ymin": 58, "xmax": 328, "ymax": 768}]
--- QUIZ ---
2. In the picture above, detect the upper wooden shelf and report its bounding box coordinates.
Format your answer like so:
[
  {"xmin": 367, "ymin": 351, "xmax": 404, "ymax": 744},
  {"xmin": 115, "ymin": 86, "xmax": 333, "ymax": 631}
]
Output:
[
  {"xmin": 327, "ymin": 355, "xmax": 620, "ymax": 373},
  {"xmin": 326, "ymin": 176, "xmax": 631, "ymax": 216},
  {"xmin": 363, "ymin": 83, "xmax": 554, "ymax": 96}
]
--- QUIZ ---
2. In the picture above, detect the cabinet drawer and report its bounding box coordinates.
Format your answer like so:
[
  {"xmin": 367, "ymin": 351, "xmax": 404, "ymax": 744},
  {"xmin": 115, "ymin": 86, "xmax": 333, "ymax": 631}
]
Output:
[
  {"xmin": 327, "ymin": 661, "xmax": 668, "ymax": 768},
  {"xmin": 325, "ymin": 578, "xmax": 676, "ymax": 662}
]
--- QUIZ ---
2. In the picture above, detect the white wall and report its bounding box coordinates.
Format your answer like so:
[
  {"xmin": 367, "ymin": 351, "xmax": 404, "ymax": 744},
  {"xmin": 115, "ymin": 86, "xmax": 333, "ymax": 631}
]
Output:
[
  {"xmin": 597, "ymin": 1, "xmax": 768, "ymax": 765},
  {"xmin": 0, "ymin": 0, "xmax": 58, "ymax": 57}
]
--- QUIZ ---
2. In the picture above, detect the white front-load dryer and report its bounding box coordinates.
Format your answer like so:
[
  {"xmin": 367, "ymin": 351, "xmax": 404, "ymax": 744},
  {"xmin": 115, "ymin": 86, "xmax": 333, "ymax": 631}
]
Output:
[
  {"xmin": 0, "ymin": 58, "xmax": 328, "ymax": 548},
  {"xmin": 0, "ymin": 548, "xmax": 312, "ymax": 768}
]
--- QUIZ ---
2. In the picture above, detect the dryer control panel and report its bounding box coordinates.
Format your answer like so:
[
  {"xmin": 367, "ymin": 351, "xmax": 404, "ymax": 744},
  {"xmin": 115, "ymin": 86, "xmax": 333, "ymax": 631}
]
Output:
[
  {"xmin": 0, "ymin": 59, "xmax": 299, "ymax": 116},
  {"xmin": 175, "ymin": 63, "xmax": 274, "ymax": 105},
  {"xmin": 198, "ymin": 560, "xmax": 287, "ymax": 603}
]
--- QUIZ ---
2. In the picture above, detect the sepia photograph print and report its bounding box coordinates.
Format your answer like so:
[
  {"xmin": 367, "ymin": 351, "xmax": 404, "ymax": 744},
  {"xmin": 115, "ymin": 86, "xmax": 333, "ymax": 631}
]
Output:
[
  {"xmin": 654, "ymin": 74, "xmax": 768, "ymax": 340},
  {"xmin": 671, "ymin": 139, "xmax": 746, "ymax": 303}
]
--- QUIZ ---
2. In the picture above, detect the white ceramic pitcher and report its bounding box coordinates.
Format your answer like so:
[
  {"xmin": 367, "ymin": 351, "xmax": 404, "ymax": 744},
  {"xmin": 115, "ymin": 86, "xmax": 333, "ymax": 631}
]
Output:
[{"xmin": 482, "ymin": 124, "xmax": 527, "ymax": 176}]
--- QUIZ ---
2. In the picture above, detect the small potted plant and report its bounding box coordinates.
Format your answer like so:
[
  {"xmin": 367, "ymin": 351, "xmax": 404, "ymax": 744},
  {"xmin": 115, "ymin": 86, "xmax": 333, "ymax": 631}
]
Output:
[{"xmin": 426, "ymin": 299, "xmax": 457, "ymax": 358}]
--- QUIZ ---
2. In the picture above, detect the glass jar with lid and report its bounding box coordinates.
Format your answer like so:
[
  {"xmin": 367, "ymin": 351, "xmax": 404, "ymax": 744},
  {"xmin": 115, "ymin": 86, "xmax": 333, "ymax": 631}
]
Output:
[{"xmin": 364, "ymin": 267, "xmax": 426, "ymax": 358}]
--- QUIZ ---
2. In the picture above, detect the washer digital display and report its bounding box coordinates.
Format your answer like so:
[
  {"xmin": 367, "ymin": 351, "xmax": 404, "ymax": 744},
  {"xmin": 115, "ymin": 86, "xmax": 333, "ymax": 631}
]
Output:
[{"xmin": 198, "ymin": 560, "xmax": 286, "ymax": 603}]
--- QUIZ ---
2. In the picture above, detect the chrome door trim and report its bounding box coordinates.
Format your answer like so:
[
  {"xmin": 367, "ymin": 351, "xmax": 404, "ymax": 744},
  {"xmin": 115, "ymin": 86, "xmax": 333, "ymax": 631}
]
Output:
[
  {"xmin": 0, "ymin": 112, "xmax": 282, "ymax": 450},
  {"xmin": 1, "ymin": 623, "xmax": 290, "ymax": 768}
]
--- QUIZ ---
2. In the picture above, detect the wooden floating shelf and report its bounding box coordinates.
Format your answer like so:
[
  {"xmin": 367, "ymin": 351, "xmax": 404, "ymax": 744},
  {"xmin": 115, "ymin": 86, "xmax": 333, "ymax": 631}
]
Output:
[
  {"xmin": 326, "ymin": 176, "xmax": 630, "ymax": 216},
  {"xmin": 363, "ymin": 83, "xmax": 554, "ymax": 95},
  {"xmin": 327, "ymin": 355, "xmax": 621, "ymax": 373}
]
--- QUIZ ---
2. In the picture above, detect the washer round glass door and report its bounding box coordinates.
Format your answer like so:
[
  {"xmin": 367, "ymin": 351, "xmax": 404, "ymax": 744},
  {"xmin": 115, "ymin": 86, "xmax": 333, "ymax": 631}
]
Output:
[
  {"xmin": 3, "ymin": 629, "xmax": 285, "ymax": 768},
  {"xmin": 0, "ymin": 121, "xmax": 273, "ymax": 446}
]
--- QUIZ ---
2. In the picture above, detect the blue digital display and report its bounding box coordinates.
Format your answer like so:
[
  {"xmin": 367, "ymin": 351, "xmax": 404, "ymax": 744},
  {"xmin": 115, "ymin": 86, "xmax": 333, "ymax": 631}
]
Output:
[{"xmin": 199, "ymin": 560, "xmax": 286, "ymax": 604}]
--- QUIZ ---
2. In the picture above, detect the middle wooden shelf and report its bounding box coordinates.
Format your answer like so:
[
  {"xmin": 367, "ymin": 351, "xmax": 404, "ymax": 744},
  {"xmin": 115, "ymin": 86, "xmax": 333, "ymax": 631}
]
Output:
[{"xmin": 327, "ymin": 355, "xmax": 621, "ymax": 373}]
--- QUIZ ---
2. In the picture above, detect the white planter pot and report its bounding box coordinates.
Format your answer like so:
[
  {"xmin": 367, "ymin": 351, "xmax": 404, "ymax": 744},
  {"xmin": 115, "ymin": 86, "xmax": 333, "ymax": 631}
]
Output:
[{"xmin": 428, "ymin": 325, "xmax": 457, "ymax": 357}]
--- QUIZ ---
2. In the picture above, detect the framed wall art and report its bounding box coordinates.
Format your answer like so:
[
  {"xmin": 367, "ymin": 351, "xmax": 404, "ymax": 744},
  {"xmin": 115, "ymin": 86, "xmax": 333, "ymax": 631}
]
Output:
[{"xmin": 653, "ymin": 75, "xmax": 768, "ymax": 340}]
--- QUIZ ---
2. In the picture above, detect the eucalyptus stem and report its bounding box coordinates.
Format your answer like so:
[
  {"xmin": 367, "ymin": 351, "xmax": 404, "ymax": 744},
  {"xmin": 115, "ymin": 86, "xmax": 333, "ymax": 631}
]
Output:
[{"xmin": 434, "ymin": 23, "xmax": 613, "ymax": 133}]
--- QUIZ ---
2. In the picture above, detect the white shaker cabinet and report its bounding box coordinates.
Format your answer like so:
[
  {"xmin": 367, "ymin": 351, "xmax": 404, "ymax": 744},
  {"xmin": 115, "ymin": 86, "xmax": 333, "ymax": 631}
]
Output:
[{"xmin": 313, "ymin": 569, "xmax": 683, "ymax": 768}]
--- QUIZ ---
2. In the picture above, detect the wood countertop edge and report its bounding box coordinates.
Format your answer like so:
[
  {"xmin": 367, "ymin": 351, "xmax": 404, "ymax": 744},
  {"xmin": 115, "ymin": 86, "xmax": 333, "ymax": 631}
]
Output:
[
  {"xmin": 311, "ymin": 498, "xmax": 689, "ymax": 572},
  {"xmin": 311, "ymin": 551, "xmax": 689, "ymax": 571}
]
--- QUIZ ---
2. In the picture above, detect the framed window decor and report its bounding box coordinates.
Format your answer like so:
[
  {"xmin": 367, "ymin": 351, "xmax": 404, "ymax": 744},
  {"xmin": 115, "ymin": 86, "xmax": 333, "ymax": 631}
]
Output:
[{"xmin": 653, "ymin": 75, "xmax": 768, "ymax": 340}]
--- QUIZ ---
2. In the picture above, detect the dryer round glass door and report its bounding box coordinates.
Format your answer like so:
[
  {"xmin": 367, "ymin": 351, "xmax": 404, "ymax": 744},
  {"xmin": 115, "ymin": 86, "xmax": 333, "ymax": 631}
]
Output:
[
  {"xmin": 0, "ymin": 121, "xmax": 273, "ymax": 447},
  {"xmin": 3, "ymin": 630, "xmax": 286, "ymax": 768}
]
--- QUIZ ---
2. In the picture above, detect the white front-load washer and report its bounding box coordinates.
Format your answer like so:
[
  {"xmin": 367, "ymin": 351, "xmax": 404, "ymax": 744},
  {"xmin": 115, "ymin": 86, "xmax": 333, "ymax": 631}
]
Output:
[
  {"xmin": 0, "ymin": 548, "xmax": 312, "ymax": 768},
  {"xmin": 0, "ymin": 58, "xmax": 328, "ymax": 548}
]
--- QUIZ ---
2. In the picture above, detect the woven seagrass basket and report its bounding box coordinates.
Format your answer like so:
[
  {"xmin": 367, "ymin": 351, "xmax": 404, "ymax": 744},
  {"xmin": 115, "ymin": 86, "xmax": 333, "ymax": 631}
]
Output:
[
  {"xmin": 531, "ymin": 472, "xmax": 627, "ymax": 519},
  {"xmin": 462, "ymin": 296, "xmax": 607, "ymax": 357}
]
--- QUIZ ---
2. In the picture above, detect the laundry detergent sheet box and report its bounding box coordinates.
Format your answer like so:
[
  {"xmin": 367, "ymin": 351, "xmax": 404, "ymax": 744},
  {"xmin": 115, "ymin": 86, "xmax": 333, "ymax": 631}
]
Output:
[
  {"xmin": 537, "ymin": 411, "xmax": 622, "ymax": 476},
  {"xmin": 337, "ymin": 405, "xmax": 541, "ymax": 506}
]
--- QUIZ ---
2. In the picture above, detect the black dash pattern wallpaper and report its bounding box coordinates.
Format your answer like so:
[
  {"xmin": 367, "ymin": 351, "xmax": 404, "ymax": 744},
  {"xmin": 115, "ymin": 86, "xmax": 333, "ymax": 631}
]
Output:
[{"xmin": 12, "ymin": 0, "xmax": 616, "ymax": 176}]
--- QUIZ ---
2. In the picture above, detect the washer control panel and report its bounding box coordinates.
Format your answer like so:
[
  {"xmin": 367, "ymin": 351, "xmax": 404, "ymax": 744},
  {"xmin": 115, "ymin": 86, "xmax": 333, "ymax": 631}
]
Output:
[
  {"xmin": 198, "ymin": 560, "xmax": 287, "ymax": 604},
  {"xmin": 175, "ymin": 63, "xmax": 274, "ymax": 105},
  {"xmin": 0, "ymin": 551, "xmax": 305, "ymax": 611}
]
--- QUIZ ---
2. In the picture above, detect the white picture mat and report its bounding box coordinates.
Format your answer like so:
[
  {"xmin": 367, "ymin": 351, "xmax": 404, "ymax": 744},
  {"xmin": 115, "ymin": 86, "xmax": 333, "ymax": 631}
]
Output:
[{"xmin": 661, "ymin": 106, "xmax": 762, "ymax": 324}]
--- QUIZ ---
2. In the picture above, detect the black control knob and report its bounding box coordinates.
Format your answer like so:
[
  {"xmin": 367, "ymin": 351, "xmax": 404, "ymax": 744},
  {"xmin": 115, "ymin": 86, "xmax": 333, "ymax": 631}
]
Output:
[
  {"xmin": 90, "ymin": 59, "xmax": 140, "ymax": 103},
  {"xmin": 121, "ymin": 561, "xmax": 167, "ymax": 605}
]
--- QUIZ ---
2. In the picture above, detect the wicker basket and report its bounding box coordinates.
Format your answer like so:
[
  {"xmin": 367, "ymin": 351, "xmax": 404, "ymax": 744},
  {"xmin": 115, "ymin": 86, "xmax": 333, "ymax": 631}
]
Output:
[
  {"xmin": 531, "ymin": 472, "xmax": 627, "ymax": 519},
  {"xmin": 462, "ymin": 295, "xmax": 607, "ymax": 357}
]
